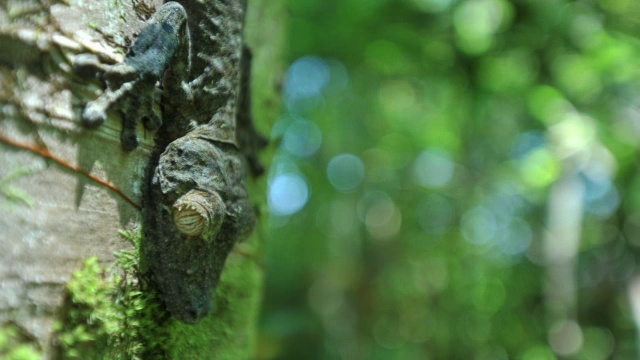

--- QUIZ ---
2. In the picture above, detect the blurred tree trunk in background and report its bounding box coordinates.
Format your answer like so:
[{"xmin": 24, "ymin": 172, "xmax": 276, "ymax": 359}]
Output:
[{"xmin": 0, "ymin": 0, "xmax": 282, "ymax": 357}]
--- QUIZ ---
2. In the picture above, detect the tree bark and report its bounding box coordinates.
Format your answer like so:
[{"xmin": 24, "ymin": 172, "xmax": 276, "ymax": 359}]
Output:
[{"xmin": 0, "ymin": 0, "xmax": 283, "ymax": 358}]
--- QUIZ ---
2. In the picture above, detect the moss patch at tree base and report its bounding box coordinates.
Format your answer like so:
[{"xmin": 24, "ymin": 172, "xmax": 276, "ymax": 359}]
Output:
[
  {"xmin": 55, "ymin": 227, "xmax": 263, "ymax": 359},
  {"xmin": 0, "ymin": 324, "xmax": 42, "ymax": 360},
  {"xmin": 54, "ymin": 229, "xmax": 169, "ymax": 360}
]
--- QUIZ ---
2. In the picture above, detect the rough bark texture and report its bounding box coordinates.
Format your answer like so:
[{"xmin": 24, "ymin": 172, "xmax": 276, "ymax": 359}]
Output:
[{"xmin": 0, "ymin": 0, "xmax": 283, "ymax": 358}]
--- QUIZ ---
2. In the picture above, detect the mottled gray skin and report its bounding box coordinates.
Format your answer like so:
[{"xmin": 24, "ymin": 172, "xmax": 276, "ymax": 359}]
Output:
[
  {"xmin": 79, "ymin": 0, "xmax": 262, "ymax": 323},
  {"xmin": 144, "ymin": 129, "xmax": 254, "ymax": 323}
]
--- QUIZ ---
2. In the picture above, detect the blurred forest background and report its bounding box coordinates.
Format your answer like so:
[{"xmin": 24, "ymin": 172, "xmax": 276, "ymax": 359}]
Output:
[{"xmin": 257, "ymin": 0, "xmax": 640, "ymax": 359}]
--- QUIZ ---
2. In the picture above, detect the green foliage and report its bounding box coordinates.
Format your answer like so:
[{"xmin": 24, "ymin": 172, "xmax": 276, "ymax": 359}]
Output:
[
  {"xmin": 55, "ymin": 229, "xmax": 169, "ymax": 360},
  {"xmin": 57, "ymin": 227, "xmax": 265, "ymax": 359},
  {"xmin": 260, "ymin": 0, "xmax": 640, "ymax": 358},
  {"xmin": 0, "ymin": 324, "xmax": 41, "ymax": 360}
]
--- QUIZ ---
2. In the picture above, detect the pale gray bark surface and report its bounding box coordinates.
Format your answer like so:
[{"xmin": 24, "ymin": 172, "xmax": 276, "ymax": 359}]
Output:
[{"xmin": 0, "ymin": 0, "xmax": 161, "ymax": 353}]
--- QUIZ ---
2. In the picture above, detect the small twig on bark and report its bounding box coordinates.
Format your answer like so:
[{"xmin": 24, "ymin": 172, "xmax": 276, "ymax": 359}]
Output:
[{"xmin": 0, "ymin": 132, "xmax": 141, "ymax": 210}]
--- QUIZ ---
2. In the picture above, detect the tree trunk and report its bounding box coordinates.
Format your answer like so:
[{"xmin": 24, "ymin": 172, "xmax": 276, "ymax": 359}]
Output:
[{"xmin": 0, "ymin": 0, "xmax": 283, "ymax": 358}]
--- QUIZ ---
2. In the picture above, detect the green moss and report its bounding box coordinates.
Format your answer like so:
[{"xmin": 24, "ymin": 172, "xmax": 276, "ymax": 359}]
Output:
[
  {"xmin": 0, "ymin": 324, "xmax": 41, "ymax": 360},
  {"xmin": 57, "ymin": 225, "xmax": 264, "ymax": 359},
  {"xmin": 55, "ymin": 229, "xmax": 170, "ymax": 360}
]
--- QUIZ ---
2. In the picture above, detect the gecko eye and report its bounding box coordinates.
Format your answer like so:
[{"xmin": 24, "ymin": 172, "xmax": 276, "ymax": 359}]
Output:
[{"xmin": 172, "ymin": 190, "xmax": 226, "ymax": 238}]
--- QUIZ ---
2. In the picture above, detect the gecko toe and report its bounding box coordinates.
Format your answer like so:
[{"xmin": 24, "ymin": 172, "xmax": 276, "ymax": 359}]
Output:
[
  {"xmin": 121, "ymin": 130, "xmax": 139, "ymax": 151},
  {"xmin": 81, "ymin": 104, "xmax": 107, "ymax": 129}
]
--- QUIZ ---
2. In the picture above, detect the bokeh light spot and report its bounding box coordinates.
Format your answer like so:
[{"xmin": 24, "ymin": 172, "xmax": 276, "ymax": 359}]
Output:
[
  {"xmin": 582, "ymin": 167, "xmax": 620, "ymax": 218},
  {"xmin": 284, "ymin": 56, "xmax": 330, "ymax": 114},
  {"xmin": 549, "ymin": 320, "xmax": 584, "ymax": 357},
  {"xmin": 327, "ymin": 153, "xmax": 365, "ymax": 192},
  {"xmin": 268, "ymin": 173, "xmax": 309, "ymax": 216},
  {"xmin": 518, "ymin": 147, "xmax": 560, "ymax": 188},
  {"xmin": 284, "ymin": 56, "xmax": 330, "ymax": 98},
  {"xmin": 512, "ymin": 131, "xmax": 545, "ymax": 159},
  {"xmin": 325, "ymin": 59, "xmax": 350, "ymax": 94},
  {"xmin": 307, "ymin": 278, "xmax": 345, "ymax": 316},
  {"xmin": 358, "ymin": 191, "xmax": 402, "ymax": 241},
  {"xmin": 579, "ymin": 327, "xmax": 615, "ymax": 360},
  {"xmin": 378, "ymin": 80, "xmax": 417, "ymax": 117},
  {"xmin": 527, "ymin": 85, "xmax": 572, "ymax": 124},
  {"xmin": 520, "ymin": 345, "xmax": 556, "ymax": 360},
  {"xmin": 282, "ymin": 119, "xmax": 323, "ymax": 157},
  {"xmin": 496, "ymin": 218, "xmax": 533, "ymax": 255},
  {"xmin": 552, "ymin": 54, "xmax": 602, "ymax": 102},
  {"xmin": 461, "ymin": 206, "xmax": 497, "ymax": 245},
  {"xmin": 413, "ymin": 148, "xmax": 455, "ymax": 188},
  {"xmin": 453, "ymin": 0, "xmax": 513, "ymax": 54},
  {"xmin": 549, "ymin": 113, "xmax": 597, "ymax": 157}
]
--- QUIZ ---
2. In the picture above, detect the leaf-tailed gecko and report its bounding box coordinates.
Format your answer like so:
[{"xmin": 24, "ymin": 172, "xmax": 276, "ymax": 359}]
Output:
[{"xmin": 77, "ymin": 0, "xmax": 265, "ymax": 324}]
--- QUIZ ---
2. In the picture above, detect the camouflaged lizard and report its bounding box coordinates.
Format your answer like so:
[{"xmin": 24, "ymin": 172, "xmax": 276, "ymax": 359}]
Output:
[{"xmin": 77, "ymin": 0, "xmax": 265, "ymax": 324}]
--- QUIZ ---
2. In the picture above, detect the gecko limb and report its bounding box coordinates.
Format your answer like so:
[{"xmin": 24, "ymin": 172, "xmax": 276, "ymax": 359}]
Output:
[{"xmin": 79, "ymin": 2, "xmax": 189, "ymax": 151}]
